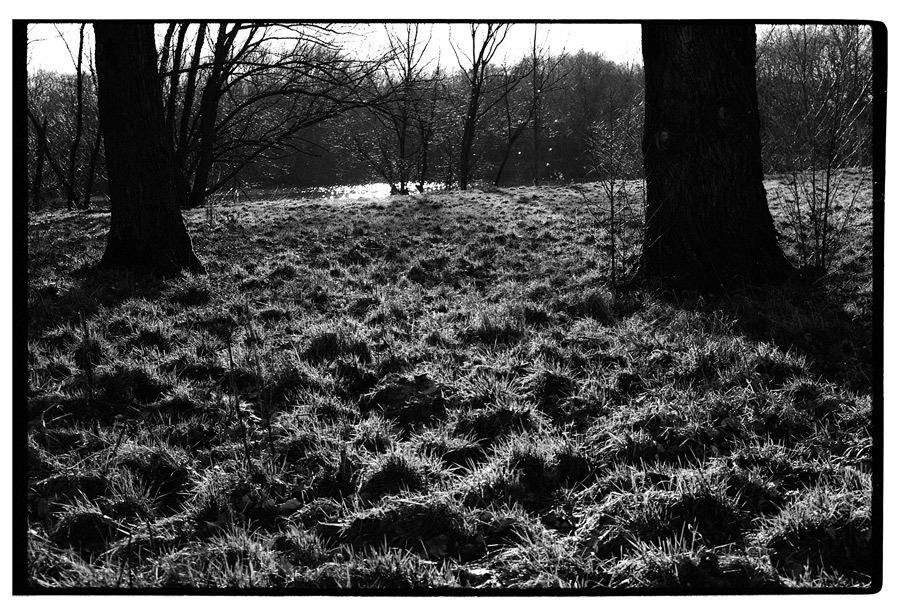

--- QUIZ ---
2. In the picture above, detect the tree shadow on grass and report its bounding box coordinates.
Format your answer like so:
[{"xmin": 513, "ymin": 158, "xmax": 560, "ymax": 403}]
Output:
[
  {"xmin": 27, "ymin": 264, "xmax": 170, "ymax": 338},
  {"xmin": 708, "ymin": 278, "xmax": 874, "ymax": 395}
]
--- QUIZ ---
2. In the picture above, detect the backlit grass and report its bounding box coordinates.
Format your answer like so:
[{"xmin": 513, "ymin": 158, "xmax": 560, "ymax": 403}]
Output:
[{"xmin": 25, "ymin": 172, "xmax": 875, "ymax": 590}]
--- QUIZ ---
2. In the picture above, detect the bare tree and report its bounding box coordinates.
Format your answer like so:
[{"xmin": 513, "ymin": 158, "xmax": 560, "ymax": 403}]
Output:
[
  {"xmin": 493, "ymin": 26, "xmax": 567, "ymax": 186},
  {"xmin": 27, "ymin": 25, "xmax": 103, "ymax": 210},
  {"xmin": 64, "ymin": 24, "xmax": 86, "ymax": 209},
  {"xmin": 451, "ymin": 23, "xmax": 528, "ymax": 189},
  {"xmin": 586, "ymin": 89, "xmax": 643, "ymax": 289},
  {"xmin": 345, "ymin": 24, "xmax": 435, "ymax": 194},
  {"xmin": 757, "ymin": 24, "xmax": 873, "ymax": 273},
  {"xmin": 158, "ymin": 22, "xmax": 387, "ymax": 208},
  {"xmin": 80, "ymin": 53, "xmax": 104, "ymax": 211},
  {"xmin": 412, "ymin": 62, "xmax": 447, "ymax": 191}
]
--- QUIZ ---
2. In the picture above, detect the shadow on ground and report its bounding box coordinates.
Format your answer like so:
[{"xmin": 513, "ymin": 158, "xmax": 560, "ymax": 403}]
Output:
[
  {"xmin": 27, "ymin": 264, "xmax": 169, "ymax": 338},
  {"xmin": 707, "ymin": 277, "xmax": 873, "ymax": 395}
]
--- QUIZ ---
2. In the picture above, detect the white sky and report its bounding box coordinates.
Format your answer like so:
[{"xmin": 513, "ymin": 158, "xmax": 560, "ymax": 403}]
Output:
[{"xmin": 26, "ymin": 22, "xmax": 643, "ymax": 74}]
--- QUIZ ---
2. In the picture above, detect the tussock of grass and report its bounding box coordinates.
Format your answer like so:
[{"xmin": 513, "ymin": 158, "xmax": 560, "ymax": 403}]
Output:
[
  {"xmin": 757, "ymin": 480, "xmax": 872, "ymax": 582},
  {"xmin": 357, "ymin": 449, "xmax": 441, "ymax": 501},
  {"xmin": 25, "ymin": 177, "xmax": 874, "ymax": 589}
]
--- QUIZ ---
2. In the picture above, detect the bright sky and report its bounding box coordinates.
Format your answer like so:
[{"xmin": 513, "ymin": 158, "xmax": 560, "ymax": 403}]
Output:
[{"xmin": 26, "ymin": 22, "xmax": 643, "ymax": 74}]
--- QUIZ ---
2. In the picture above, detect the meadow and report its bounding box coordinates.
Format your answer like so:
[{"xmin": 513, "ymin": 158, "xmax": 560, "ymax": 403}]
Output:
[{"xmin": 25, "ymin": 170, "xmax": 875, "ymax": 590}]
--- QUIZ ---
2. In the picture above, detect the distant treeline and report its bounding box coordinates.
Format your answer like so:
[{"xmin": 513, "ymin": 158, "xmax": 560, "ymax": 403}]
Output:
[{"xmin": 26, "ymin": 23, "xmax": 872, "ymax": 209}]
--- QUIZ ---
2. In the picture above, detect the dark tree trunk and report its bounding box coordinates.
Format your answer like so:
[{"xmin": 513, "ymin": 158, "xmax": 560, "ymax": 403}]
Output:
[
  {"xmin": 640, "ymin": 23, "xmax": 792, "ymax": 290},
  {"xmin": 494, "ymin": 125, "xmax": 526, "ymax": 186},
  {"xmin": 416, "ymin": 120, "xmax": 430, "ymax": 192},
  {"xmin": 459, "ymin": 105, "xmax": 477, "ymax": 191},
  {"xmin": 174, "ymin": 23, "xmax": 207, "ymax": 211},
  {"xmin": 81, "ymin": 124, "xmax": 103, "ymax": 210},
  {"xmin": 493, "ymin": 145, "xmax": 513, "ymax": 186},
  {"xmin": 66, "ymin": 24, "xmax": 86, "ymax": 210},
  {"xmin": 94, "ymin": 22, "xmax": 202, "ymax": 275},
  {"xmin": 188, "ymin": 25, "xmax": 232, "ymax": 210},
  {"xmin": 82, "ymin": 56, "xmax": 104, "ymax": 210},
  {"xmin": 163, "ymin": 24, "xmax": 187, "ymax": 141}
]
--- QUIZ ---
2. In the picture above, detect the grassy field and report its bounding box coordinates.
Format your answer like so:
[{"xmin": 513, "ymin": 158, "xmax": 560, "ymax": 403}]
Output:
[{"xmin": 24, "ymin": 170, "xmax": 875, "ymax": 591}]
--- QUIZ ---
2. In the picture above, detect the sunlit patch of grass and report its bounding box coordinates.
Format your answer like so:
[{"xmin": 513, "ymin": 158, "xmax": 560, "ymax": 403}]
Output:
[
  {"xmin": 607, "ymin": 539, "xmax": 782, "ymax": 589},
  {"xmin": 113, "ymin": 440, "xmax": 192, "ymax": 513},
  {"xmin": 491, "ymin": 527, "xmax": 609, "ymax": 588},
  {"xmin": 291, "ymin": 546, "xmax": 456, "ymax": 589}
]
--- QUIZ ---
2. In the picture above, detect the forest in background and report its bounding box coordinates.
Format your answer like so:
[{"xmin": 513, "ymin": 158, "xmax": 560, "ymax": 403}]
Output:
[{"xmin": 26, "ymin": 23, "xmax": 872, "ymax": 206}]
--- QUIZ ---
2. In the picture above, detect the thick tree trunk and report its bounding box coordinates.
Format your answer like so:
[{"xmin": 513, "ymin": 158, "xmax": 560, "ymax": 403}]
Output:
[
  {"xmin": 94, "ymin": 22, "xmax": 202, "ymax": 275},
  {"xmin": 640, "ymin": 24, "xmax": 792, "ymax": 290}
]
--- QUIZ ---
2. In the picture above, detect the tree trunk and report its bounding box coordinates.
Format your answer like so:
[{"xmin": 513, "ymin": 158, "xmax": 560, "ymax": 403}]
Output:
[
  {"xmin": 163, "ymin": 24, "xmax": 187, "ymax": 142},
  {"xmin": 82, "ymin": 124, "xmax": 103, "ymax": 210},
  {"xmin": 459, "ymin": 88, "xmax": 480, "ymax": 190},
  {"xmin": 66, "ymin": 24, "xmax": 86, "ymax": 210},
  {"xmin": 494, "ymin": 123, "xmax": 527, "ymax": 186},
  {"xmin": 416, "ymin": 120, "xmax": 430, "ymax": 192},
  {"xmin": 459, "ymin": 125, "xmax": 474, "ymax": 190},
  {"xmin": 189, "ymin": 24, "xmax": 232, "ymax": 210},
  {"xmin": 640, "ymin": 23, "xmax": 792, "ymax": 290},
  {"xmin": 94, "ymin": 22, "xmax": 202, "ymax": 275},
  {"xmin": 174, "ymin": 23, "xmax": 208, "ymax": 211}
]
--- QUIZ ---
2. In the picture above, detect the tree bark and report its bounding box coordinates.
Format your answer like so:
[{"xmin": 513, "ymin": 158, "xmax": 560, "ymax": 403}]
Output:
[
  {"xmin": 640, "ymin": 23, "xmax": 792, "ymax": 290},
  {"xmin": 94, "ymin": 21, "xmax": 202, "ymax": 275}
]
